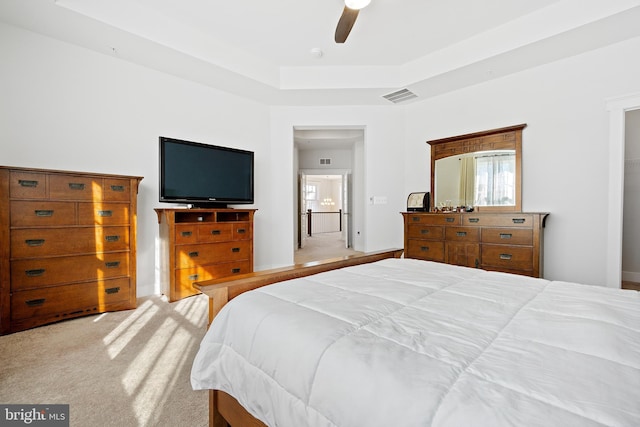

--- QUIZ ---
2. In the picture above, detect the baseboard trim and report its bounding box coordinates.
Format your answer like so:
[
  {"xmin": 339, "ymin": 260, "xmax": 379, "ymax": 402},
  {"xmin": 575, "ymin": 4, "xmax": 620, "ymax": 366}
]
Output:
[{"xmin": 622, "ymin": 270, "xmax": 640, "ymax": 282}]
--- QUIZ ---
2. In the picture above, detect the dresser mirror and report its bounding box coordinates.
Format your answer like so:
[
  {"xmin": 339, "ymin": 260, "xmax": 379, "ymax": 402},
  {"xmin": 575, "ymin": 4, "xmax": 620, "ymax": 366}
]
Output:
[{"xmin": 427, "ymin": 124, "xmax": 526, "ymax": 212}]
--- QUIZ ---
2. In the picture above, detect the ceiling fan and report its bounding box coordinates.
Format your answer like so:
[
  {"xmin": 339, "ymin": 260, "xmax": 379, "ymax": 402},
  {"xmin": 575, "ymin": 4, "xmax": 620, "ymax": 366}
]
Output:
[{"xmin": 335, "ymin": 0, "xmax": 371, "ymax": 43}]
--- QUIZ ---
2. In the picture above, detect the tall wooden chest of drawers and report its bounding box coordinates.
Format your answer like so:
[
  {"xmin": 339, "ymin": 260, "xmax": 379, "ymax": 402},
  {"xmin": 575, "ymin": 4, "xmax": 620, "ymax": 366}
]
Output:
[
  {"xmin": 402, "ymin": 212, "xmax": 548, "ymax": 277},
  {"xmin": 155, "ymin": 208, "xmax": 256, "ymax": 302},
  {"xmin": 0, "ymin": 166, "xmax": 142, "ymax": 334}
]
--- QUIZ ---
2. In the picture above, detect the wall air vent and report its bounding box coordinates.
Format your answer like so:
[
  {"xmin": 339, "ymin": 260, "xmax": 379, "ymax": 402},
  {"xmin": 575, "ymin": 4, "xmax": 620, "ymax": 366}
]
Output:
[
  {"xmin": 383, "ymin": 88, "xmax": 418, "ymax": 104},
  {"xmin": 320, "ymin": 158, "xmax": 331, "ymax": 165}
]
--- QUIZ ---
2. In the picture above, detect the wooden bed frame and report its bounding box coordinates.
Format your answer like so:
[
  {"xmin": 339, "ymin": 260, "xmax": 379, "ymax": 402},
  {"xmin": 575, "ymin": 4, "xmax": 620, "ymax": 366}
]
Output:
[{"xmin": 194, "ymin": 249, "xmax": 404, "ymax": 427}]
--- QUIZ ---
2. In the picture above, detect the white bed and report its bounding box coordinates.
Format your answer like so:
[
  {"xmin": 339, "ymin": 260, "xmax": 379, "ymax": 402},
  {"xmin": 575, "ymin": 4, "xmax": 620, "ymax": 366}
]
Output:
[{"xmin": 191, "ymin": 258, "xmax": 640, "ymax": 427}]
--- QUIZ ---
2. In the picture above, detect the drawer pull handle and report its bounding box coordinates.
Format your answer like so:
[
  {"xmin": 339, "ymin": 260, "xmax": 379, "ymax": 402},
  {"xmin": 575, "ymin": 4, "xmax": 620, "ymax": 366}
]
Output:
[
  {"xmin": 181, "ymin": 231, "xmax": 193, "ymax": 237},
  {"xmin": 500, "ymin": 233, "xmax": 513, "ymax": 239},
  {"xmin": 25, "ymin": 239, "xmax": 45, "ymax": 247},
  {"xmin": 211, "ymin": 229, "xmax": 221, "ymax": 235},
  {"xmin": 19, "ymin": 179, "xmax": 39, "ymax": 187},
  {"xmin": 105, "ymin": 261, "xmax": 120, "ymax": 268},
  {"xmin": 456, "ymin": 231, "xmax": 467, "ymax": 237},
  {"xmin": 68, "ymin": 182, "xmax": 86, "ymax": 190},
  {"xmin": 420, "ymin": 246, "xmax": 430, "ymax": 251},
  {"xmin": 105, "ymin": 287, "xmax": 120, "ymax": 294},
  {"xmin": 25, "ymin": 298, "xmax": 45, "ymax": 307},
  {"xmin": 231, "ymin": 268, "xmax": 241, "ymax": 273},
  {"xmin": 512, "ymin": 218, "xmax": 526, "ymax": 224},
  {"xmin": 110, "ymin": 185, "xmax": 125, "ymax": 192},
  {"xmin": 232, "ymin": 247, "xmax": 241, "ymax": 253},
  {"xmin": 188, "ymin": 251, "xmax": 199, "ymax": 257},
  {"xmin": 445, "ymin": 217, "xmax": 455, "ymax": 223},
  {"xmin": 98, "ymin": 210, "xmax": 113, "ymax": 217},
  {"xmin": 188, "ymin": 274, "xmax": 199, "ymax": 281},
  {"xmin": 25, "ymin": 269, "xmax": 46, "ymax": 277},
  {"xmin": 35, "ymin": 210, "xmax": 54, "ymax": 217},
  {"xmin": 237, "ymin": 228, "xmax": 246, "ymax": 234},
  {"xmin": 105, "ymin": 235, "xmax": 120, "ymax": 242},
  {"xmin": 468, "ymin": 218, "xmax": 480, "ymax": 223},
  {"xmin": 420, "ymin": 229, "xmax": 430, "ymax": 235},
  {"xmin": 500, "ymin": 253, "xmax": 513, "ymax": 260},
  {"xmin": 412, "ymin": 217, "xmax": 421, "ymax": 222}
]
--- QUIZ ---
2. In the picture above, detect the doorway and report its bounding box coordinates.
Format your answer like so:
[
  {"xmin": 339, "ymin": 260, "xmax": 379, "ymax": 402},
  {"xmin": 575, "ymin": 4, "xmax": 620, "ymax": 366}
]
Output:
[
  {"xmin": 296, "ymin": 173, "xmax": 360, "ymax": 263},
  {"xmin": 294, "ymin": 127, "xmax": 364, "ymax": 264},
  {"xmin": 606, "ymin": 92, "xmax": 640, "ymax": 288},
  {"xmin": 622, "ymin": 109, "xmax": 640, "ymax": 291}
]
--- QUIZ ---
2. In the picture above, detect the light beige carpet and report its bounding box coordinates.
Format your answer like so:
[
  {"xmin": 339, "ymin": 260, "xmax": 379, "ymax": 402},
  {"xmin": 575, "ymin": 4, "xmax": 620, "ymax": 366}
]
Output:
[
  {"xmin": 295, "ymin": 232, "xmax": 362, "ymax": 264},
  {"xmin": 0, "ymin": 294, "xmax": 210, "ymax": 427}
]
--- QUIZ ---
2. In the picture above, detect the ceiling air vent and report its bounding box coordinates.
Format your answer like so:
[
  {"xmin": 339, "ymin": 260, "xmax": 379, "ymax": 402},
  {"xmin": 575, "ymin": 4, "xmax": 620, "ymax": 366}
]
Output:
[
  {"xmin": 383, "ymin": 88, "xmax": 418, "ymax": 104},
  {"xmin": 320, "ymin": 158, "xmax": 331, "ymax": 165}
]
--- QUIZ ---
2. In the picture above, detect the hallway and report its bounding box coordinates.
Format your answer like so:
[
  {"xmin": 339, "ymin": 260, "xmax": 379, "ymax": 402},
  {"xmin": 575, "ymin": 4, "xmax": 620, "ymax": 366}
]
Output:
[{"xmin": 294, "ymin": 232, "xmax": 362, "ymax": 264}]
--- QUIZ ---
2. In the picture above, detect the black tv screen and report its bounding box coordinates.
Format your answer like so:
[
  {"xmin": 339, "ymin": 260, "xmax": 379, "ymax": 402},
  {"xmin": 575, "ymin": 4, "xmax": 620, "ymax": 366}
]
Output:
[{"xmin": 159, "ymin": 137, "xmax": 254, "ymax": 207}]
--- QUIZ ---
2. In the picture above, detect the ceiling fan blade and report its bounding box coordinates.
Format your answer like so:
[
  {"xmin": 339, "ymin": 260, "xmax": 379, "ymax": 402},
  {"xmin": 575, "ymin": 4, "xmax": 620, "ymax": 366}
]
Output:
[{"xmin": 335, "ymin": 6, "xmax": 359, "ymax": 43}]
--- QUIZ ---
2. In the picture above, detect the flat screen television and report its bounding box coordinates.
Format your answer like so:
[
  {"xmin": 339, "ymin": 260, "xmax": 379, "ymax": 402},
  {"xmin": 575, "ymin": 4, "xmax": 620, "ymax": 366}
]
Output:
[{"xmin": 159, "ymin": 136, "xmax": 254, "ymax": 208}]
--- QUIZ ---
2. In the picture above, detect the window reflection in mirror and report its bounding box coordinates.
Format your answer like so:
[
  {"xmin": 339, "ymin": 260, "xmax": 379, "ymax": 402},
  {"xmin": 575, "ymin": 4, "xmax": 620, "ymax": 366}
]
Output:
[
  {"xmin": 428, "ymin": 124, "xmax": 525, "ymax": 212},
  {"xmin": 434, "ymin": 150, "xmax": 516, "ymax": 208}
]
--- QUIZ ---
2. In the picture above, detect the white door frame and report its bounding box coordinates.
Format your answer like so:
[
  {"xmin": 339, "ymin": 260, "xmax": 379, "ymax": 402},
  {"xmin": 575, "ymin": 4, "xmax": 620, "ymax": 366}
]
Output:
[
  {"xmin": 606, "ymin": 91, "xmax": 640, "ymax": 287},
  {"xmin": 299, "ymin": 169, "xmax": 353, "ymax": 247}
]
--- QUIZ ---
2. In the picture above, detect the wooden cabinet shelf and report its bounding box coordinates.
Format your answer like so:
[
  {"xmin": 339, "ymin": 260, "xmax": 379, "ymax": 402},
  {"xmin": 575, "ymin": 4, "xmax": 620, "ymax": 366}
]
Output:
[
  {"xmin": 155, "ymin": 208, "xmax": 256, "ymax": 302},
  {"xmin": 0, "ymin": 166, "xmax": 142, "ymax": 334}
]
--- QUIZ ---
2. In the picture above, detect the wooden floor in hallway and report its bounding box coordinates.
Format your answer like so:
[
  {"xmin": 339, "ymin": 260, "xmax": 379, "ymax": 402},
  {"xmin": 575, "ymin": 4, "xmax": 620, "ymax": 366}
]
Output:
[{"xmin": 622, "ymin": 281, "xmax": 640, "ymax": 291}]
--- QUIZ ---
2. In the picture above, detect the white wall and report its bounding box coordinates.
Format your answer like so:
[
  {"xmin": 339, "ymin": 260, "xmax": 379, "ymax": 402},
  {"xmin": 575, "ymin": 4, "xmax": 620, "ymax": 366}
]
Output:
[
  {"xmin": 298, "ymin": 148, "xmax": 353, "ymax": 170},
  {"xmin": 4, "ymin": 20, "xmax": 640, "ymax": 294},
  {"xmin": 0, "ymin": 22, "xmax": 271, "ymax": 296},
  {"xmin": 405, "ymin": 36, "xmax": 640, "ymax": 286},
  {"xmin": 270, "ymin": 106, "xmax": 405, "ymax": 262}
]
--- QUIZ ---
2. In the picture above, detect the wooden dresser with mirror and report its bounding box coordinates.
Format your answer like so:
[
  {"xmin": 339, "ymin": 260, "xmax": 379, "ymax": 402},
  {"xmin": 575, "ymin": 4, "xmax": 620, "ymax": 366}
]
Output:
[{"xmin": 402, "ymin": 124, "xmax": 549, "ymax": 277}]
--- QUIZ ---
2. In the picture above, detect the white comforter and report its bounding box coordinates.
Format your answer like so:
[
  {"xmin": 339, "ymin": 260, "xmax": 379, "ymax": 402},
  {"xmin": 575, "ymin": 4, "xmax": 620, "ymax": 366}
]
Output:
[{"xmin": 191, "ymin": 258, "xmax": 640, "ymax": 427}]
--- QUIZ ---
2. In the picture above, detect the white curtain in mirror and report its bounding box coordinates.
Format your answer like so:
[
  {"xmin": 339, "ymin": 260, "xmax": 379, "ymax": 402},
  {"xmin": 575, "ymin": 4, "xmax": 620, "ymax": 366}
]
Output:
[
  {"xmin": 474, "ymin": 153, "xmax": 516, "ymax": 206},
  {"xmin": 458, "ymin": 157, "xmax": 475, "ymax": 206}
]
